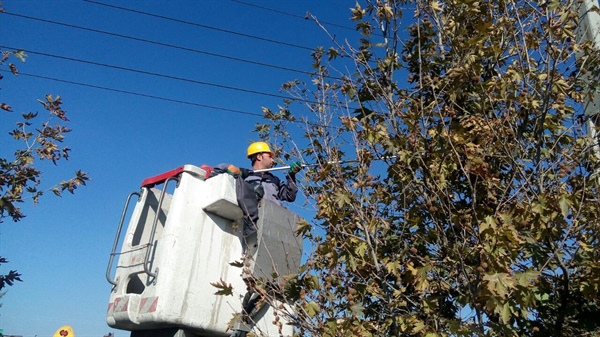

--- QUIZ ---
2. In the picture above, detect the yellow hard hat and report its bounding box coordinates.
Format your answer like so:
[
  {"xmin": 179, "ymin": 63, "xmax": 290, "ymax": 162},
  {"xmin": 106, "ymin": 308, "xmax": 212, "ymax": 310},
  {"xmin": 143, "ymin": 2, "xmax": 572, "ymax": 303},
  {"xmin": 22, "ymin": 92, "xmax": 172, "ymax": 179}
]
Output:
[
  {"xmin": 247, "ymin": 141, "xmax": 273, "ymax": 158},
  {"xmin": 53, "ymin": 326, "xmax": 75, "ymax": 337}
]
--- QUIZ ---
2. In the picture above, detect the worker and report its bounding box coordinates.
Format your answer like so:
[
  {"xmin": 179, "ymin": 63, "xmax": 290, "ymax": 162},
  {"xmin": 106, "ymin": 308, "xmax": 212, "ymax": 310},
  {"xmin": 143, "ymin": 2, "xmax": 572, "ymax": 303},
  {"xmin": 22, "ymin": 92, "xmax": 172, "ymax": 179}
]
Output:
[
  {"xmin": 224, "ymin": 142, "xmax": 302, "ymax": 333},
  {"xmin": 245, "ymin": 141, "xmax": 300, "ymax": 204},
  {"xmin": 227, "ymin": 141, "xmax": 301, "ymax": 237}
]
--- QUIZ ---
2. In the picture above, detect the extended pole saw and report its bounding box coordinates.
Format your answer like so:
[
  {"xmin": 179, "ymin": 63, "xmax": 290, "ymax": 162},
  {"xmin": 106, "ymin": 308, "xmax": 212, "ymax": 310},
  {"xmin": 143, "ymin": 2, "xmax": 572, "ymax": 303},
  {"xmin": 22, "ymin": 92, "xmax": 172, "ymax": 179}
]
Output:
[{"xmin": 252, "ymin": 155, "xmax": 397, "ymax": 173}]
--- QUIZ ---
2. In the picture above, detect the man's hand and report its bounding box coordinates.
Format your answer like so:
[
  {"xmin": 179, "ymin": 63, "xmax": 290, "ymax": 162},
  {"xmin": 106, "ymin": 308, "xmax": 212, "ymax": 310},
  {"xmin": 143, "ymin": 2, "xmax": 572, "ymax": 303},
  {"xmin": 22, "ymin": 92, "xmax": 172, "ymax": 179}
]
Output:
[
  {"xmin": 288, "ymin": 161, "xmax": 303, "ymax": 174},
  {"xmin": 227, "ymin": 165, "xmax": 241, "ymax": 175}
]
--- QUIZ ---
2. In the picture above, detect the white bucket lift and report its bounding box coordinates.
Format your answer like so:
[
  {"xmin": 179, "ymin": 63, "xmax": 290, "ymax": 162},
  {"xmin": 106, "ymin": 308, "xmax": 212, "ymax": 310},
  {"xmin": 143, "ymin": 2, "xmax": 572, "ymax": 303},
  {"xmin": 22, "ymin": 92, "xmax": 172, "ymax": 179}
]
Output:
[{"xmin": 106, "ymin": 165, "xmax": 303, "ymax": 337}]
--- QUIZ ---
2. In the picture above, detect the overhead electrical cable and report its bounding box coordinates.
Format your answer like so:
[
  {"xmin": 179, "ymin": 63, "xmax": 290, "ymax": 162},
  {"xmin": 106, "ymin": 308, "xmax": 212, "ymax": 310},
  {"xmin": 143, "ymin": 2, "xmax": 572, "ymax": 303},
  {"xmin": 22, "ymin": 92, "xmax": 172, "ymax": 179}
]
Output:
[
  {"xmin": 0, "ymin": 69, "xmax": 264, "ymax": 118},
  {"xmin": 2, "ymin": 12, "xmax": 313, "ymax": 76},
  {"xmin": 0, "ymin": 45, "xmax": 295, "ymax": 101},
  {"xmin": 2, "ymin": 69, "xmax": 339, "ymax": 130},
  {"xmin": 230, "ymin": 0, "xmax": 355, "ymax": 31},
  {"xmin": 83, "ymin": 0, "xmax": 315, "ymax": 51}
]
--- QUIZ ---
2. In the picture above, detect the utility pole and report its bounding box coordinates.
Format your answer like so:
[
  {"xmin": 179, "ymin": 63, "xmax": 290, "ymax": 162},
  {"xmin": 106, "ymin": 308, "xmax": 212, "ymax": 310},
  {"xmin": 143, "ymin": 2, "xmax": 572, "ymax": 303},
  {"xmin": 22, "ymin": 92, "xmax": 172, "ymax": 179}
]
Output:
[{"xmin": 576, "ymin": 0, "xmax": 600, "ymax": 161}]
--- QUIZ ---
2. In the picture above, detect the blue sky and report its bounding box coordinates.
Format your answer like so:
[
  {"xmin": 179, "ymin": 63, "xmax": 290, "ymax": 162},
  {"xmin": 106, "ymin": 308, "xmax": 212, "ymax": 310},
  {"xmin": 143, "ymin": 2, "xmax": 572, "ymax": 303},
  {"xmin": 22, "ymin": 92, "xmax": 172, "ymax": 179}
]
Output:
[{"xmin": 0, "ymin": 1, "xmax": 359, "ymax": 336}]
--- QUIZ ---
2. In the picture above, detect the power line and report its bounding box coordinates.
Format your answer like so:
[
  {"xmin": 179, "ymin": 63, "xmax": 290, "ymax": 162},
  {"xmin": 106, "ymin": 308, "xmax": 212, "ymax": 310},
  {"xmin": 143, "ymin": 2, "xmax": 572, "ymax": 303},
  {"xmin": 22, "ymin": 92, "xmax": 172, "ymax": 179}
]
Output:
[
  {"xmin": 3, "ymin": 70, "xmax": 264, "ymax": 118},
  {"xmin": 230, "ymin": 0, "xmax": 356, "ymax": 31},
  {"xmin": 4, "ymin": 70, "xmax": 336, "ymax": 130},
  {"xmin": 0, "ymin": 8, "xmax": 349, "ymax": 123},
  {"xmin": 0, "ymin": 45, "xmax": 295, "ymax": 101},
  {"xmin": 2, "ymin": 12, "xmax": 313, "ymax": 76},
  {"xmin": 83, "ymin": 0, "xmax": 316, "ymax": 51}
]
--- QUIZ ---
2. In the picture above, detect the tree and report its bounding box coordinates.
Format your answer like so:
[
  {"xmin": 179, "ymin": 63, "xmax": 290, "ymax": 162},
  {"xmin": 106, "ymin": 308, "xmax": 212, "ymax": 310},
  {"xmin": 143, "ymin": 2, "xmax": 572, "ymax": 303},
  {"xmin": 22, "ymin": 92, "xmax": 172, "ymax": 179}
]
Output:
[
  {"xmin": 254, "ymin": 0, "xmax": 600, "ymax": 336},
  {"xmin": 1, "ymin": 11, "xmax": 89, "ymax": 290}
]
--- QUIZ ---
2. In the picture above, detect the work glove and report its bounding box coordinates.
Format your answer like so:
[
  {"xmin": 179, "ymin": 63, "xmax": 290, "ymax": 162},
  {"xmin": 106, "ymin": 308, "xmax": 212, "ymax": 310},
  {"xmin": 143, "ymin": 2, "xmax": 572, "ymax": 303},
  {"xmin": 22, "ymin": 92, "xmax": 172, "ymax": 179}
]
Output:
[
  {"xmin": 288, "ymin": 161, "xmax": 303, "ymax": 174},
  {"xmin": 227, "ymin": 164, "xmax": 241, "ymax": 176}
]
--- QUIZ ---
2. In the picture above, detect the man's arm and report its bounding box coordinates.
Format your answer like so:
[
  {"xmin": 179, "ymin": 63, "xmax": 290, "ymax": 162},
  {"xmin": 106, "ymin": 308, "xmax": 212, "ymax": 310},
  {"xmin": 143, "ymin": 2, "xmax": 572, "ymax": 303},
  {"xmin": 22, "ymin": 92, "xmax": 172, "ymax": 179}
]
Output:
[{"xmin": 278, "ymin": 174, "xmax": 299, "ymax": 202}]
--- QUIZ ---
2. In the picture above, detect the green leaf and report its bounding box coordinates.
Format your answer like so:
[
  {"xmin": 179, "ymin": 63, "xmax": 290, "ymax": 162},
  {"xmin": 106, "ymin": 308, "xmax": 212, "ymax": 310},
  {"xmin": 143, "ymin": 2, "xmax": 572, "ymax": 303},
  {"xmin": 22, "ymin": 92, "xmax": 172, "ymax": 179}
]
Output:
[
  {"xmin": 13, "ymin": 50, "xmax": 27, "ymax": 62},
  {"xmin": 335, "ymin": 192, "xmax": 351, "ymax": 207},
  {"xmin": 483, "ymin": 273, "xmax": 516, "ymax": 298},
  {"xmin": 326, "ymin": 320, "xmax": 338, "ymax": 331},
  {"xmin": 531, "ymin": 202, "xmax": 544, "ymax": 214},
  {"xmin": 356, "ymin": 242, "xmax": 368, "ymax": 256},
  {"xmin": 430, "ymin": 1, "xmax": 443, "ymax": 12},
  {"xmin": 306, "ymin": 301, "xmax": 321, "ymax": 317},
  {"xmin": 412, "ymin": 320, "xmax": 426, "ymax": 333},
  {"xmin": 501, "ymin": 302, "xmax": 511, "ymax": 324},
  {"xmin": 350, "ymin": 302, "xmax": 364, "ymax": 315},
  {"xmin": 385, "ymin": 260, "xmax": 401, "ymax": 275},
  {"xmin": 514, "ymin": 269, "xmax": 540, "ymax": 287},
  {"xmin": 559, "ymin": 195, "xmax": 571, "ymax": 217},
  {"xmin": 295, "ymin": 219, "xmax": 312, "ymax": 236}
]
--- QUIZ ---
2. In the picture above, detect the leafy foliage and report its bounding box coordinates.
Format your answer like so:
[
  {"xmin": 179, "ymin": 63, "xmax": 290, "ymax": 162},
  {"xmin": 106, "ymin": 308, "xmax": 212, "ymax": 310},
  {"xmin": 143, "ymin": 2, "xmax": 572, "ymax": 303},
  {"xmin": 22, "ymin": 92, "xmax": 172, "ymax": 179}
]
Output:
[
  {"xmin": 211, "ymin": 278, "xmax": 234, "ymax": 296},
  {"xmin": 0, "ymin": 257, "xmax": 22, "ymax": 289},
  {"xmin": 1, "ymin": 47, "xmax": 89, "ymax": 290},
  {"xmin": 258, "ymin": 0, "xmax": 600, "ymax": 336}
]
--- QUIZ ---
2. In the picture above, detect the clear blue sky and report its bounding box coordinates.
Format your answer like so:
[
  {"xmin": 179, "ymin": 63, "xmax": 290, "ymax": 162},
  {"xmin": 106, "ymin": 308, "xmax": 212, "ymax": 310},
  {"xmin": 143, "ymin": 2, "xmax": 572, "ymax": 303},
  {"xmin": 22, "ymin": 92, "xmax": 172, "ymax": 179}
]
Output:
[{"xmin": 0, "ymin": 1, "xmax": 359, "ymax": 336}]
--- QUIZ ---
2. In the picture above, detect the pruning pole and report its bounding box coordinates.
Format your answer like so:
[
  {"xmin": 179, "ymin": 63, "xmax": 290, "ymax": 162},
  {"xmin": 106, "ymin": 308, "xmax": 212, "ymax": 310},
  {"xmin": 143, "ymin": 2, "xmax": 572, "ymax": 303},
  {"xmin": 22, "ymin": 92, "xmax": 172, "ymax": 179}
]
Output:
[{"xmin": 252, "ymin": 155, "xmax": 397, "ymax": 173}]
